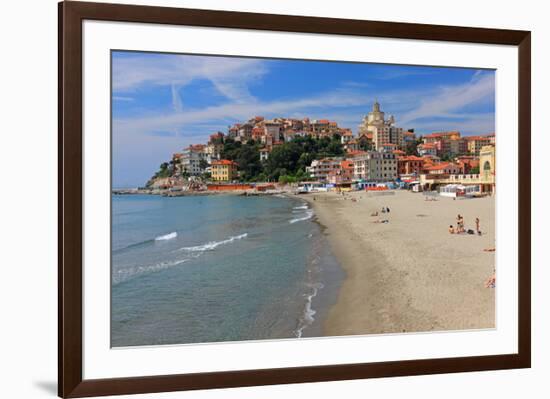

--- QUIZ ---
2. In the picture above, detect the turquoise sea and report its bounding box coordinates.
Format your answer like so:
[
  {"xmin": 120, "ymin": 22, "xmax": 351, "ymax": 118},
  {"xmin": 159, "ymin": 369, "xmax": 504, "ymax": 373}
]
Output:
[{"xmin": 111, "ymin": 194, "xmax": 343, "ymax": 347}]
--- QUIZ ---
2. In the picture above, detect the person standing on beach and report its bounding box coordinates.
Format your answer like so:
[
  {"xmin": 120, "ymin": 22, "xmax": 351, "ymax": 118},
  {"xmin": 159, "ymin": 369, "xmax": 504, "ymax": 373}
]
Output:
[{"xmin": 475, "ymin": 217, "xmax": 481, "ymax": 235}]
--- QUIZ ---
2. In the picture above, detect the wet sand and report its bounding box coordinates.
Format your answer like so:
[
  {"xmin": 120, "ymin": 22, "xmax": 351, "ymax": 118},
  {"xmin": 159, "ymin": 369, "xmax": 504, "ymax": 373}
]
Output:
[{"xmin": 300, "ymin": 190, "xmax": 495, "ymax": 336}]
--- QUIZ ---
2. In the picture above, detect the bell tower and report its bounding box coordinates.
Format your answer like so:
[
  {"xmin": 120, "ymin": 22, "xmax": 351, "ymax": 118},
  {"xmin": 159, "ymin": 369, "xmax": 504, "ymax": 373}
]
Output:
[{"xmin": 367, "ymin": 100, "xmax": 385, "ymax": 124}]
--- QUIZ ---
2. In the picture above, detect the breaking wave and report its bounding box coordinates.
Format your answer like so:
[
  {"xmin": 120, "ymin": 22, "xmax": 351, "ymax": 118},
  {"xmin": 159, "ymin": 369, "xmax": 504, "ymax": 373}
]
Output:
[
  {"xmin": 113, "ymin": 258, "xmax": 190, "ymax": 285},
  {"xmin": 289, "ymin": 210, "xmax": 314, "ymax": 224},
  {"xmin": 155, "ymin": 231, "xmax": 177, "ymax": 241},
  {"xmin": 177, "ymin": 233, "xmax": 248, "ymax": 252}
]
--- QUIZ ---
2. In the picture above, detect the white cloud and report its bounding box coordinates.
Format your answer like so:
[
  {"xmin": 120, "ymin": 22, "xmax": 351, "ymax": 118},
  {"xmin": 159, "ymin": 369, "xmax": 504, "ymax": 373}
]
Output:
[
  {"xmin": 398, "ymin": 72, "xmax": 495, "ymax": 126},
  {"xmin": 113, "ymin": 96, "xmax": 134, "ymax": 102},
  {"xmin": 171, "ymin": 84, "xmax": 183, "ymax": 112},
  {"xmin": 112, "ymin": 53, "xmax": 267, "ymax": 102},
  {"xmin": 112, "ymin": 57, "xmax": 495, "ymax": 186}
]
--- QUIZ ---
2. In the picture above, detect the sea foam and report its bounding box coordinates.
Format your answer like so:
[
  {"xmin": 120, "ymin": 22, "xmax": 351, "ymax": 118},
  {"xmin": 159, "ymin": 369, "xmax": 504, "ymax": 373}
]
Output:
[
  {"xmin": 155, "ymin": 231, "xmax": 177, "ymax": 241},
  {"xmin": 289, "ymin": 210, "xmax": 314, "ymax": 224},
  {"xmin": 294, "ymin": 283, "xmax": 324, "ymax": 338},
  {"xmin": 113, "ymin": 258, "xmax": 190, "ymax": 285},
  {"xmin": 178, "ymin": 233, "xmax": 248, "ymax": 252}
]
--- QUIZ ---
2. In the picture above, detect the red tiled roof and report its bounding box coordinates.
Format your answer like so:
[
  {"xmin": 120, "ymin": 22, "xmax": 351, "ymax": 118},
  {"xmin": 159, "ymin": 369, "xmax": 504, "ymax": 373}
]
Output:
[
  {"xmin": 399, "ymin": 155, "xmax": 424, "ymax": 161},
  {"xmin": 189, "ymin": 144, "xmax": 205, "ymax": 151},
  {"xmin": 212, "ymin": 159, "xmax": 238, "ymax": 166},
  {"xmin": 340, "ymin": 160, "xmax": 354, "ymax": 169},
  {"xmin": 424, "ymin": 162, "xmax": 458, "ymax": 171},
  {"xmin": 423, "ymin": 131, "xmax": 460, "ymax": 138},
  {"xmin": 465, "ymin": 134, "xmax": 494, "ymax": 141}
]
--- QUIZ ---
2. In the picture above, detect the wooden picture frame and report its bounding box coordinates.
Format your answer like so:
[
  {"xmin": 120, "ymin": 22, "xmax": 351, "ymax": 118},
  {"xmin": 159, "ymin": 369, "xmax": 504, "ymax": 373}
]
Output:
[{"xmin": 58, "ymin": 1, "xmax": 531, "ymax": 397}]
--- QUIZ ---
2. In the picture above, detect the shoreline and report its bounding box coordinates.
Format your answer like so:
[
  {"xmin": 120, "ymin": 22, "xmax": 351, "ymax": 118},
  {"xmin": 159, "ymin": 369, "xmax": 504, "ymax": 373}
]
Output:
[
  {"xmin": 112, "ymin": 188, "xmax": 291, "ymax": 197},
  {"xmin": 299, "ymin": 190, "xmax": 495, "ymax": 336}
]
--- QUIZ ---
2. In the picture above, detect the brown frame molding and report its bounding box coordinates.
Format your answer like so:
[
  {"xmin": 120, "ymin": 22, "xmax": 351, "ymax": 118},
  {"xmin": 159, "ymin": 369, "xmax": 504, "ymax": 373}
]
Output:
[{"xmin": 58, "ymin": 1, "xmax": 531, "ymax": 397}]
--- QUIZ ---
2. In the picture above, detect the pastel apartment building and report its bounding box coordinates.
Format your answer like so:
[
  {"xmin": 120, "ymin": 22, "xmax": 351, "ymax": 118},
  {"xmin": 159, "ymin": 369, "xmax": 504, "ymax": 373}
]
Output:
[
  {"xmin": 467, "ymin": 134, "xmax": 495, "ymax": 155},
  {"xmin": 327, "ymin": 160, "xmax": 354, "ymax": 185},
  {"xmin": 180, "ymin": 144, "xmax": 209, "ymax": 176},
  {"xmin": 306, "ymin": 158, "xmax": 343, "ymax": 181},
  {"xmin": 397, "ymin": 155, "xmax": 425, "ymax": 176},
  {"xmin": 352, "ymin": 151, "xmax": 397, "ymax": 181},
  {"xmin": 421, "ymin": 131, "xmax": 467, "ymax": 157},
  {"xmin": 211, "ymin": 160, "xmax": 238, "ymax": 182}
]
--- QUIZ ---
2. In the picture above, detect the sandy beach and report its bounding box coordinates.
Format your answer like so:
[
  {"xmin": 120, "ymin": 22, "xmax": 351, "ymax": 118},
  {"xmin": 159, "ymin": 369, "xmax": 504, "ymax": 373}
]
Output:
[{"xmin": 300, "ymin": 190, "xmax": 495, "ymax": 336}]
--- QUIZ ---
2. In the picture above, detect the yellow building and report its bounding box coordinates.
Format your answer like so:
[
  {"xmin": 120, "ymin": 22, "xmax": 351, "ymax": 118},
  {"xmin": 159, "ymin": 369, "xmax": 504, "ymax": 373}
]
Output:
[
  {"xmin": 467, "ymin": 135, "xmax": 495, "ymax": 155},
  {"xmin": 479, "ymin": 144, "xmax": 495, "ymax": 192},
  {"xmin": 211, "ymin": 159, "xmax": 238, "ymax": 182}
]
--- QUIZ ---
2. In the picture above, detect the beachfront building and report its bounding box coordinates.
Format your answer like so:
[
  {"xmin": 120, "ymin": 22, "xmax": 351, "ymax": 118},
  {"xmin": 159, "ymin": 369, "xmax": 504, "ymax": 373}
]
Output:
[
  {"xmin": 420, "ymin": 172, "xmax": 494, "ymax": 194},
  {"xmin": 327, "ymin": 160, "xmax": 354, "ymax": 185},
  {"xmin": 211, "ymin": 160, "xmax": 238, "ymax": 182},
  {"xmin": 479, "ymin": 144, "xmax": 496, "ymax": 192},
  {"xmin": 423, "ymin": 162, "xmax": 462, "ymax": 175},
  {"xmin": 358, "ymin": 101, "xmax": 404, "ymax": 151},
  {"xmin": 306, "ymin": 158, "xmax": 342, "ymax": 182},
  {"xmin": 352, "ymin": 151, "xmax": 397, "ymax": 181},
  {"xmin": 180, "ymin": 144, "xmax": 209, "ymax": 176},
  {"xmin": 455, "ymin": 156, "xmax": 480, "ymax": 174},
  {"xmin": 397, "ymin": 155, "xmax": 425, "ymax": 177},
  {"xmin": 419, "ymin": 148, "xmax": 495, "ymax": 193}
]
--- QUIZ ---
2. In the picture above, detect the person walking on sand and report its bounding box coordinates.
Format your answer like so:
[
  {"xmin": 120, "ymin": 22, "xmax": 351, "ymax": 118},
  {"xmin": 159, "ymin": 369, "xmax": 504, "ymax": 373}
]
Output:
[{"xmin": 475, "ymin": 217, "xmax": 481, "ymax": 235}]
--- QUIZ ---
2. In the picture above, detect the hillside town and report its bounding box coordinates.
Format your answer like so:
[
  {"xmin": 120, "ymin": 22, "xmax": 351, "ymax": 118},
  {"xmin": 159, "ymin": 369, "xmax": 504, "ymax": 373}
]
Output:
[{"xmin": 136, "ymin": 101, "xmax": 495, "ymax": 197}]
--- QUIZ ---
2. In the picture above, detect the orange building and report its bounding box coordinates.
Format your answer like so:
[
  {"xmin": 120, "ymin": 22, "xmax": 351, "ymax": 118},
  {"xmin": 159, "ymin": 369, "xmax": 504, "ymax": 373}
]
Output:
[
  {"xmin": 397, "ymin": 155, "xmax": 425, "ymax": 176},
  {"xmin": 328, "ymin": 160, "xmax": 355, "ymax": 185}
]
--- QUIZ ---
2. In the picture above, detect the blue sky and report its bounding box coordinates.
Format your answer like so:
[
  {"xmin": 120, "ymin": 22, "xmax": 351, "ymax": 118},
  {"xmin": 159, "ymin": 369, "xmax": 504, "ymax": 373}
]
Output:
[{"xmin": 112, "ymin": 51, "xmax": 495, "ymax": 188}]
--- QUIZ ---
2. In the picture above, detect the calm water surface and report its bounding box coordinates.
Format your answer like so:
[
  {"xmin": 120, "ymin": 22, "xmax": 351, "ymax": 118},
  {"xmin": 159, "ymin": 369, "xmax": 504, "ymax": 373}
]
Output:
[{"xmin": 111, "ymin": 194, "xmax": 343, "ymax": 347}]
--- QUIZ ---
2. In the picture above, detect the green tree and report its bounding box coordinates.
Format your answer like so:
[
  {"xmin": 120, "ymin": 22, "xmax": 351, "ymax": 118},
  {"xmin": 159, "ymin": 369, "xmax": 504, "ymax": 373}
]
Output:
[
  {"xmin": 199, "ymin": 159, "xmax": 209, "ymax": 171},
  {"xmin": 236, "ymin": 145, "xmax": 262, "ymax": 181}
]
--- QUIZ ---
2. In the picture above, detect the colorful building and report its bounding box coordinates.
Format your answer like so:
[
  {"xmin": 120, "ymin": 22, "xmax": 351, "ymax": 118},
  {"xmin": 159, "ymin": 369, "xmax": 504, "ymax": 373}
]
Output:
[
  {"xmin": 352, "ymin": 151, "xmax": 397, "ymax": 181},
  {"xmin": 306, "ymin": 158, "xmax": 343, "ymax": 182},
  {"xmin": 211, "ymin": 160, "xmax": 238, "ymax": 182},
  {"xmin": 397, "ymin": 155, "xmax": 424, "ymax": 176},
  {"xmin": 328, "ymin": 160, "xmax": 354, "ymax": 185},
  {"xmin": 467, "ymin": 134, "xmax": 495, "ymax": 155},
  {"xmin": 181, "ymin": 144, "xmax": 209, "ymax": 176},
  {"xmin": 422, "ymin": 131, "xmax": 467, "ymax": 157},
  {"xmin": 423, "ymin": 162, "xmax": 462, "ymax": 175},
  {"xmin": 479, "ymin": 144, "xmax": 496, "ymax": 192}
]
